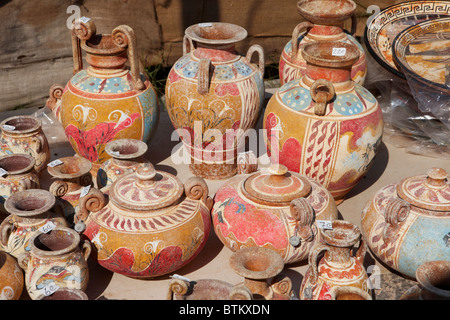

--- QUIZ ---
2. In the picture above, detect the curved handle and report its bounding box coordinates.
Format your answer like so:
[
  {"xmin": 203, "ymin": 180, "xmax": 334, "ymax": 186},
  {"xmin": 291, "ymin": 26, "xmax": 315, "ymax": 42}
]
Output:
[
  {"xmin": 349, "ymin": 13, "xmax": 357, "ymax": 36},
  {"xmin": 229, "ymin": 284, "xmax": 253, "ymax": 300},
  {"xmin": 18, "ymin": 177, "xmax": 34, "ymax": 192},
  {"xmin": 308, "ymin": 243, "xmax": 329, "ymax": 284},
  {"xmin": 183, "ymin": 35, "xmax": 195, "ymax": 55},
  {"xmin": 310, "ymin": 79, "xmax": 335, "ymax": 116},
  {"xmin": 46, "ymin": 84, "xmax": 64, "ymax": 114},
  {"xmin": 237, "ymin": 151, "xmax": 258, "ymax": 175},
  {"xmin": 383, "ymin": 198, "xmax": 410, "ymax": 240},
  {"xmin": 71, "ymin": 18, "xmax": 97, "ymax": 74},
  {"xmin": 354, "ymin": 237, "xmax": 367, "ymax": 265},
  {"xmin": 49, "ymin": 180, "xmax": 69, "ymax": 198},
  {"xmin": 0, "ymin": 217, "xmax": 14, "ymax": 247},
  {"xmin": 289, "ymin": 197, "xmax": 315, "ymax": 247},
  {"xmin": 17, "ymin": 252, "xmax": 30, "ymax": 270},
  {"xmin": 74, "ymin": 187, "xmax": 106, "ymax": 230},
  {"xmin": 184, "ymin": 176, "xmax": 213, "ymax": 210},
  {"xmin": 112, "ymin": 25, "xmax": 145, "ymax": 91},
  {"xmin": 81, "ymin": 239, "xmax": 92, "ymax": 261},
  {"xmin": 246, "ymin": 44, "xmax": 265, "ymax": 75},
  {"xmin": 290, "ymin": 21, "xmax": 314, "ymax": 62},
  {"xmin": 31, "ymin": 134, "xmax": 46, "ymax": 155},
  {"xmin": 166, "ymin": 278, "xmax": 189, "ymax": 300},
  {"xmin": 197, "ymin": 58, "xmax": 211, "ymax": 95}
]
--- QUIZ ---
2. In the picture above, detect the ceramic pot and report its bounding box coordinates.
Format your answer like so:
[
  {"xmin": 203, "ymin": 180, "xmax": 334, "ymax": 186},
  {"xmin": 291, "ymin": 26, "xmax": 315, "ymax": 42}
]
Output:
[
  {"xmin": 299, "ymin": 220, "xmax": 369, "ymax": 300},
  {"xmin": 330, "ymin": 286, "xmax": 372, "ymax": 300},
  {"xmin": 165, "ymin": 22, "xmax": 265, "ymax": 180},
  {"xmin": 75, "ymin": 162, "xmax": 213, "ymax": 279},
  {"xmin": 230, "ymin": 247, "xmax": 294, "ymax": 300},
  {"xmin": 0, "ymin": 251, "xmax": 24, "ymax": 300},
  {"xmin": 97, "ymin": 138, "xmax": 149, "ymax": 192},
  {"xmin": 0, "ymin": 115, "xmax": 50, "ymax": 174},
  {"xmin": 264, "ymin": 41, "xmax": 383, "ymax": 203},
  {"xmin": 211, "ymin": 159, "xmax": 339, "ymax": 264},
  {"xmin": 0, "ymin": 189, "xmax": 68, "ymax": 259},
  {"xmin": 36, "ymin": 288, "xmax": 89, "ymax": 300},
  {"xmin": 48, "ymin": 156, "xmax": 96, "ymax": 226},
  {"xmin": 361, "ymin": 167, "xmax": 450, "ymax": 279},
  {"xmin": 280, "ymin": 0, "xmax": 367, "ymax": 86},
  {"xmin": 18, "ymin": 227, "xmax": 91, "ymax": 300},
  {"xmin": 46, "ymin": 18, "xmax": 159, "ymax": 169},
  {"xmin": 400, "ymin": 261, "xmax": 450, "ymax": 300},
  {"xmin": 0, "ymin": 154, "xmax": 39, "ymax": 215},
  {"xmin": 167, "ymin": 277, "xmax": 252, "ymax": 300}
]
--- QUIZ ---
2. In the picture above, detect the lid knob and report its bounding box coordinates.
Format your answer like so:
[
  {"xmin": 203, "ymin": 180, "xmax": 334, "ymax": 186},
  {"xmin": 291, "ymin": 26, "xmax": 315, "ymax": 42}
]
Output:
[
  {"xmin": 268, "ymin": 164, "xmax": 288, "ymax": 176},
  {"xmin": 136, "ymin": 163, "xmax": 156, "ymax": 187},
  {"xmin": 425, "ymin": 168, "xmax": 447, "ymax": 188}
]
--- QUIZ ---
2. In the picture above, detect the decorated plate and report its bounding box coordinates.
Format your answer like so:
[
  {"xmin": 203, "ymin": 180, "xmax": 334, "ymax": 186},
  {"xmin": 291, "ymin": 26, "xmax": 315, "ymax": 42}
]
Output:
[
  {"xmin": 364, "ymin": 1, "xmax": 450, "ymax": 78},
  {"xmin": 393, "ymin": 17, "xmax": 450, "ymax": 93}
]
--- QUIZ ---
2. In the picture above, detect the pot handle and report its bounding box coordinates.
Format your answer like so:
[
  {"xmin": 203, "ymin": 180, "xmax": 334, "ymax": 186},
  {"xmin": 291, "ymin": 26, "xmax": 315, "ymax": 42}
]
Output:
[
  {"xmin": 81, "ymin": 239, "xmax": 92, "ymax": 261},
  {"xmin": 46, "ymin": 84, "xmax": 64, "ymax": 115},
  {"xmin": 237, "ymin": 151, "xmax": 258, "ymax": 175},
  {"xmin": 290, "ymin": 21, "xmax": 314, "ymax": 62},
  {"xmin": 49, "ymin": 180, "xmax": 69, "ymax": 198},
  {"xmin": 112, "ymin": 25, "xmax": 146, "ymax": 91},
  {"xmin": 73, "ymin": 187, "xmax": 106, "ymax": 233},
  {"xmin": 354, "ymin": 237, "xmax": 367, "ymax": 265},
  {"xmin": 166, "ymin": 277, "xmax": 190, "ymax": 300},
  {"xmin": 308, "ymin": 243, "xmax": 330, "ymax": 284},
  {"xmin": 197, "ymin": 58, "xmax": 211, "ymax": 95},
  {"xmin": 229, "ymin": 284, "xmax": 253, "ymax": 300},
  {"xmin": 383, "ymin": 198, "xmax": 410, "ymax": 240},
  {"xmin": 288, "ymin": 197, "xmax": 315, "ymax": 247},
  {"xmin": 19, "ymin": 177, "xmax": 36, "ymax": 191},
  {"xmin": 184, "ymin": 176, "xmax": 213, "ymax": 211},
  {"xmin": 17, "ymin": 252, "xmax": 30, "ymax": 270},
  {"xmin": 310, "ymin": 79, "xmax": 335, "ymax": 116},
  {"xmin": 349, "ymin": 13, "xmax": 358, "ymax": 36},
  {"xmin": 246, "ymin": 44, "xmax": 265, "ymax": 75},
  {"xmin": 31, "ymin": 134, "xmax": 46, "ymax": 156},
  {"xmin": 71, "ymin": 18, "xmax": 97, "ymax": 75},
  {"xmin": 0, "ymin": 217, "xmax": 14, "ymax": 247},
  {"xmin": 183, "ymin": 35, "xmax": 195, "ymax": 55}
]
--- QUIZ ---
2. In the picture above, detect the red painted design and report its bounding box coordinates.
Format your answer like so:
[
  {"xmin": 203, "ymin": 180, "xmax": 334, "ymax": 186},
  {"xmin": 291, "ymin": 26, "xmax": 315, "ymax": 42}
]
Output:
[
  {"xmin": 279, "ymin": 138, "xmax": 301, "ymax": 172},
  {"xmin": 317, "ymin": 282, "xmax": 332, "ymax": 300},
  {"xmin": 340, "ymin": 108, "xmax": 382, "ymax": 150},
  {"xmin": 168, "ymin": 68, "xmax": 182, "ymax": 83},
  {"xmin": 65, "ymin": 112, "xmax": 140, "ymax": 163},
  {"xmin": 214, "ymin": 83, "xmax": 240, "ymax": 96}
]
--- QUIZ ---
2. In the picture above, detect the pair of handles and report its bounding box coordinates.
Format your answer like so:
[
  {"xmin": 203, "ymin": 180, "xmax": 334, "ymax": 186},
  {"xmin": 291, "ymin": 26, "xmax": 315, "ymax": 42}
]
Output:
[{"xmin": 183, "ymin": 35, "xmax": 265, "ymax": 95}]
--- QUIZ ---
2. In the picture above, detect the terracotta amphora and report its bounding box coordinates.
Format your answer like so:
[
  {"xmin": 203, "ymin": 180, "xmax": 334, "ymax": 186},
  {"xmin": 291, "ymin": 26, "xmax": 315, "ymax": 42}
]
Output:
[
  {"xmin": 165, "ymin": 22, "xmax": 265, "ymax": 180},
  {"xmin": 280, "ymin": 0, "xmax": 367, "ymax": 86}
]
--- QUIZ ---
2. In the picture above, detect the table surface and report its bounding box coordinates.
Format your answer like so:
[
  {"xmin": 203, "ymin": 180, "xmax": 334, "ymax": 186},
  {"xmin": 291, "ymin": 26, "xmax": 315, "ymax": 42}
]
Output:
[{"xmin": 4, "ymin": 88, "xmax": 449, "ymax": 301}]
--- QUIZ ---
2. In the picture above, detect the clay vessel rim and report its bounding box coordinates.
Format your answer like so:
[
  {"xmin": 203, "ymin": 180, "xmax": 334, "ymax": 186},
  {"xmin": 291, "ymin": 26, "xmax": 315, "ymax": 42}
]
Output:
[
  {"xmin": 105, "ymin": 139, "xmax": 148, "ymax": 159},
  {"xmin": 0, "ymin": 115, "xmax": 41, "ymax": 134},
  {"xmin": 320, "ymin": 220, "xmax": 360, "ymax": 246},
  {"xmin": 229, "ymin": 247, "xmax": 284, "ymax": 280},
  {"xmin": 81, "ymin": 34, "xmax": 126, "ymax": 56},
  {"xmin": 0, "ymin": 153, "xmax": 35, "ymax": 175},
  {"xmin": 47, "ymin": 156, "xmax": 92, "ymax": 178},
  {"xmin": 4, "ymin": 189, "xmax": 56, "ymax": 216},
  {"xmin": 330, "ymin": 286, "xmax": 372, "ymax": 300},
  {"xmin": 185, "ymin": 22, "xmax": 248, "ymax": 45},
  {"xmin": 297, "ymin": 0, "xmax": 356, "ymax": 23},
  {"xmin": 30, "ymin": 227, "xmax": 80, "ymax": 257},
  {"xmin": 301, "ymin": 41, "xmax": 360, "ymax": 67},
  {"xmin": 415, "ymin": 261, "xmax": 450, "ymax": 298},
  {"xmin": 37, "ymin": 288, "xmax": 89, "ymax": 300}
]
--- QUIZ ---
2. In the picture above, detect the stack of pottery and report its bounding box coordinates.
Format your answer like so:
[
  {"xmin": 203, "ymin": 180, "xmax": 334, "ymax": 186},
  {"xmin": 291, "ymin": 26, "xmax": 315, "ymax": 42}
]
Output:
[
  {"xmin": 75, "ymin": 162, "xmax": 213, "ymax": 279},
  {"xmin": 46, "ymin": 19, "xmax": 159, "ymax": 178},
  {"xmin": 280, "ymin": 0, "xmax": 367, "ymax": 86},
  {"xmin": 165, "ymin": 22, "xmax": 265, "ymax": 180},
  {"xmin": 264, "ymin": 41, "xmax": 383, "ymax": 203},
  {"xmin": 211, "ymin": 160, "xmax": 339, "ymax": 264}
]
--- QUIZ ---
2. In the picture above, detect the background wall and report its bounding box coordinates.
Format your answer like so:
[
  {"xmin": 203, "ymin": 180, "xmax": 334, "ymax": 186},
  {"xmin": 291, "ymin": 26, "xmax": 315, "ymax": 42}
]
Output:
[{"xmin": 0, "ymin": 0, "xmax": 403, "ymax": 111}]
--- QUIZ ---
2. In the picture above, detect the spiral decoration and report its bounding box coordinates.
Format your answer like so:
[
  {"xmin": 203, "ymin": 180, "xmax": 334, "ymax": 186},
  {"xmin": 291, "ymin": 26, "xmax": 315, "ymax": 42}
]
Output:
[
  {"xmin": 385, "ymin": 198, "xmax": 410, "ymax": 226},
  {"xmin": 72, "ymin": 19, "xmax": 96, "ymax": 41},
  {"xmin": 237, "ymin": 151, "xmax": 258, "ymax": 175},
  {"xmin": 76, "ymin": 188, "xmax": 106, "ymax": 223},
  {"xmin": 270, "ymin": 274, "xmax": 293, "ymax": 296},
  {"xmin": 46, "ymin": 84, "xmax": 64, "ymax": 112},
  {"xmin": 166, "ymin": 278, "xmax": 190, "ymax": 300},
  {"xmin": 229, "ymin": 284, "xmax": 253, "ymax": 300},
  {"xmin": 184, "ymin": 176, "xmax": 209, "ymax": 204},
  {"xmin": 49, "ymin": 180, "xmax": 69, "ymax": 197}
]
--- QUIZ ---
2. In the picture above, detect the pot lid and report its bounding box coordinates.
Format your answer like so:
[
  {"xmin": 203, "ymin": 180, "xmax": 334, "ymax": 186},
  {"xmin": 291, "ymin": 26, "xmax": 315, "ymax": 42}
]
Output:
[
  {"xmin": 397, "ymin": 168, "xmax": 450, "ymax": 212},
  {"xmin": 109, "ymin": 163, "xmax": 184, "ymax": 211},
  {"xmin": 241, "ymin": 164, "xmax": 312, "ymax": 206}
]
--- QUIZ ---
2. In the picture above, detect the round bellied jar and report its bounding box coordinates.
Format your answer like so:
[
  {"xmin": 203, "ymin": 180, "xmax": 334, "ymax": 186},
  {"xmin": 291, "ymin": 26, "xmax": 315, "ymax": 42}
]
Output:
[{"xmin": 75, "ymin": 163, "xmax": 213, "ymax": 278}]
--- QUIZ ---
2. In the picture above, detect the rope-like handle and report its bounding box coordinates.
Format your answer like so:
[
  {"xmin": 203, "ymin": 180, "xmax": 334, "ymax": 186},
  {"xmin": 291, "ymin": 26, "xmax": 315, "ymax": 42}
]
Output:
[
  {"xmin": 310, "ymin": 79, "xmax": 335, "ymax": 116},
  {"xmin": 197, "ymin": 58, "xmax": 211, "ymax": 95},
  {"xmin": 290, "ymin": 21, "xmax": 314, "ymax": 62}
]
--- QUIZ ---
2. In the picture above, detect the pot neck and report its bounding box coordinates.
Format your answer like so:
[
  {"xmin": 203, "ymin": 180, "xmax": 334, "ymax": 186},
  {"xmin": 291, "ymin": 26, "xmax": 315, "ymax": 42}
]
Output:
[
  {"xmin": 193, "ymin": 43, "xmax": 239, "ymax": 63},
  {"xmin": 306, "ymin": 24, "xmax": 347, "ymax": 40},
  {"xmin": 324, "ymin": 245, "xmax": 354, "ymax": 268},
  {"xmin": 85, "ymin": 51, "xmax": 129, "ymax": 78}
]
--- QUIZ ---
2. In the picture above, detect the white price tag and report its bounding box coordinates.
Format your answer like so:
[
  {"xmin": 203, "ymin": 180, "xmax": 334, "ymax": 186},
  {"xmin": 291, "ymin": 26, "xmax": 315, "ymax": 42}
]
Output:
[
  {"xmin": 39, "ymin": 221, "xmax": 57, "ymax": 233},
  {"xmin": 332, "ymin": 48, "xmax": 347, "ymax": 56},
  {"xmin": 80, "ymin": 185, "xmax": 91, "ymax": 198},
  {"xmin": 41, "ymin": 282, "xmax": 60, "ymax": 296},
  {"xmin": 170, "ymin": 274, "xmax": 192, "ymax": 282},
  {"xmin": 79, "ymin": 16, "xmax": 91, "ymax": 23},
  {"xmin": 316, "ymin": 220, "xmax": 333, "ymax": 230},
  {"xmin": 47, "ymin": 159, "xmax": 63, "ymax": 167},
  {"xmin": 2, "ymin": 125, "xmax": 15, "ymax": 131},
  {"xmin": 110, "ymin": 151, "xmax": 120, "ymax": 156},
  {"xmin": 0, "ymin": 168, "xmax": 7, "ymax": 177},
  {"xmin": 199, "ymin": 23, "xmax": 212, "ymax": 27}
]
